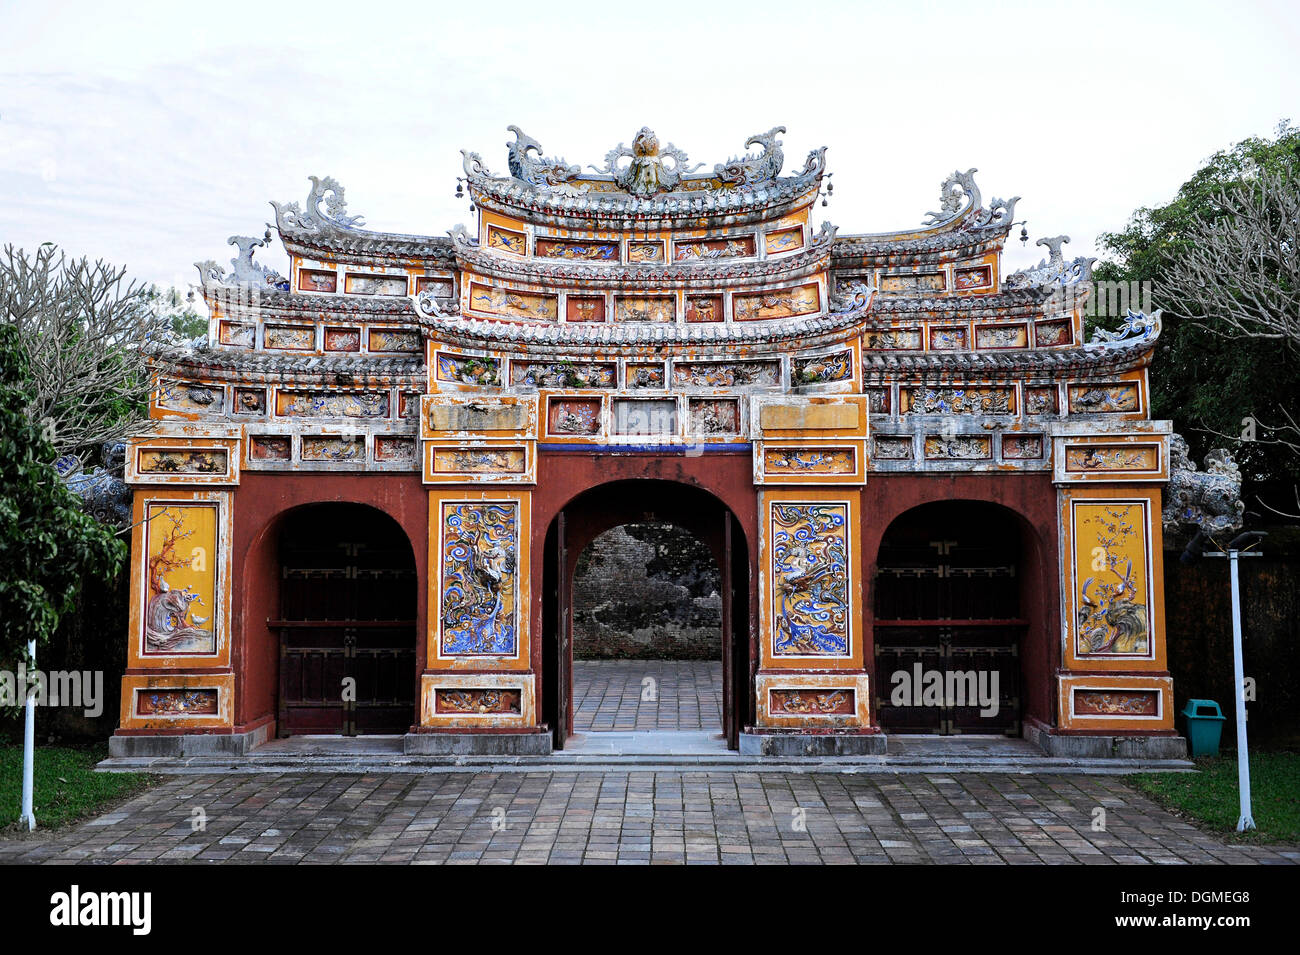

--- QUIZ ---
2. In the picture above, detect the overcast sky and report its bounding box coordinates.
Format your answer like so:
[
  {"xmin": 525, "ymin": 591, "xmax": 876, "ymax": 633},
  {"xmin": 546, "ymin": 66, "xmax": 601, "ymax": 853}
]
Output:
[{"xmin": 2, "ymin": 0, "xmax": 1298, "ymax": 291}]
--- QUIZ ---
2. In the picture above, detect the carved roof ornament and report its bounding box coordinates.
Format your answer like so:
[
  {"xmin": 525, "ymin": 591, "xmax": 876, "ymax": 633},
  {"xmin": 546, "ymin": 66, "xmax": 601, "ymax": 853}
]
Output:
[
  {"xmin": 506, "ymin": 126, "xmax": 581, "ymax": 186},
  {"xmin": 1005, "ymin": 235, "xmax": 1096, "ymax": 290},
  {"xmin": 715, "ymin": 126, "xmax": 786, "ymax": 186},
  {"xmin": 1089, "ymin": 309, "xmax": 1163, "ymax": 346},
  {"xmin": 195, "ymin": 234, "xmax": 288, "ymax": 290},
  {"xmin": 924, "ymin": 169, "xmax": 981, "ymax": 226},
  {"xmin": 270, "ymin": 175, "xmax": 366, "ymax": 235},
  {"xmin": 1163, "ymin": 434, "xmax": 1246, "ymax": 536},
  {"xmin": 599, "ymin": 127, "xmax": 702, "ymax": 195}
]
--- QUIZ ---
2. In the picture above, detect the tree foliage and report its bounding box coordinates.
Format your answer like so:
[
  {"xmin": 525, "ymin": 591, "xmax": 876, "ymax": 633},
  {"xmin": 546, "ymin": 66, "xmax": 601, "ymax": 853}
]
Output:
[
  {"xmin": 0, "ymin": 324, "xmax": 126, "ymax": 682},
  {"xmin": 0, "ymin": 243, "xmax": 169, "ymax": 470},
  {"xmin": 1095, "ymin": 121, "xmax": 1300, "ymax": 483}
]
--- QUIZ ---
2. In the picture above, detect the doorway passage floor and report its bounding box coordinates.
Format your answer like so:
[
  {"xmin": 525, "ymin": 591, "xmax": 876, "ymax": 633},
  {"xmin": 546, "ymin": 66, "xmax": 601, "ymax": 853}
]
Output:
[{"xmin": 573, "ymin": 660, "xmax": 722, "ymax": 732}]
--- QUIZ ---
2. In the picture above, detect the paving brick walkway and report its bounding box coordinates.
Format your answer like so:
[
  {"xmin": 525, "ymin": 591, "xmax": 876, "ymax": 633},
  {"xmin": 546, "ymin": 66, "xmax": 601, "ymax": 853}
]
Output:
[
  {"xmin": 2, "ymin": 771, "xmax": 1295, "ymax": 864},
  {"xmin": 573, "ymin": 660, "xmax": 722, "ymax": 732}
]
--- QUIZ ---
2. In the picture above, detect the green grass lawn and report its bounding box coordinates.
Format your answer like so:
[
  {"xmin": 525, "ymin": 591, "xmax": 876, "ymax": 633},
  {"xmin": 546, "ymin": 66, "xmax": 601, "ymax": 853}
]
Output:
[
  {"xmin": 0, "ymin": 743, "xmax": 155, "ymax": 831},
  {"xmin": 1131, "ymin": 752, "xmax": 1300, "ymax": 844}
]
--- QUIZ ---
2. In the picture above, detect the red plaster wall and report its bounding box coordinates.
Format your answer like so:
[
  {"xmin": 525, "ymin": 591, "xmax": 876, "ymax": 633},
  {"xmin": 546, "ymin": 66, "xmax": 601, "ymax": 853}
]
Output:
[{"xmin": 231, "ymin": 472, "xmax": 429, "ymax": 732}]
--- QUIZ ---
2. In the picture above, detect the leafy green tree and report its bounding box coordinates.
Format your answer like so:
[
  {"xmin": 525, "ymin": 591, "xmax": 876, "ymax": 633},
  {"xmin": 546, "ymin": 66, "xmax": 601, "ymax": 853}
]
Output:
[
  {"xmin": 1095, "ymin": 121, "xmax": 1300, "ymax": 484},
  {"xmin": 0, "ymin": 324, "xmax": 126, "ymax": 692}
]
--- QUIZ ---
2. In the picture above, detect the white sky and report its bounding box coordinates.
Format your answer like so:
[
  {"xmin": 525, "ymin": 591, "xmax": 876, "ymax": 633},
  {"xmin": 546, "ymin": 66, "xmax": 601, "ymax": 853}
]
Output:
[{"xmin": 2, "ymin": 0, "xmax": 1298, "ymax": 291}]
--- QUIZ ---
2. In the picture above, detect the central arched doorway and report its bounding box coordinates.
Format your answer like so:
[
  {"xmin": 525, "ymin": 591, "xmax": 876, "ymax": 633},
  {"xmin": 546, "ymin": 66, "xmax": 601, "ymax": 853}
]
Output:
[
  {"xmin": 273, "ymin": 503, "xmax": 418, "ymax": 736},
  {"xmin": 873, "ymin": 500, "xmax": 1026, "ymax": 736},
  {"xmin": 541, "ymin": 480, "xmax": 751, "ymax": 751}
]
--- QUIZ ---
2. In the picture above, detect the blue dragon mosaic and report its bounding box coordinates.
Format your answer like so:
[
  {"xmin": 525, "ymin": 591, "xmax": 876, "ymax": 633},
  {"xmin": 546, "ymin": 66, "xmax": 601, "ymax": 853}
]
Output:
[
  {"xmin": 772, "ymin": 503, "xmax": 849, "ymax": 656},
  {"xmin": 440, "ymin": 503, "xmax": 518, "ymax": 655}
]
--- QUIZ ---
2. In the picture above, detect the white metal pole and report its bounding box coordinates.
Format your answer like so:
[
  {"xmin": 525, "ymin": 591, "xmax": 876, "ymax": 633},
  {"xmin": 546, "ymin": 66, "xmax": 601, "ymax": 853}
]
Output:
[
  {"xmin": 1228, "ymin": 550, "xmax": 1255, "ymax": 832},
  {"xmin": 19, "ymin": 638, "xmax": 36, "ymax": 831}
]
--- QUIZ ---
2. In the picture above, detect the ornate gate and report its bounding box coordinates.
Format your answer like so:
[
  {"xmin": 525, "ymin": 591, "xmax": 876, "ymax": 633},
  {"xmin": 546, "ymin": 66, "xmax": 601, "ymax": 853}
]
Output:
[
  {"xmin": 873, "ymin": 503, "xmax": 1022, "ymax": 735},
  {"xmin": 274, "ymin": 506, "xmax": 417, "ymax": 736}
]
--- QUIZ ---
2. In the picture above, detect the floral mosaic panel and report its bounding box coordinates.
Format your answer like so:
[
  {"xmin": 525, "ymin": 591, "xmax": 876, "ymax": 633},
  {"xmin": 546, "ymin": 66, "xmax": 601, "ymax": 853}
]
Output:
[
  {"xmin": 143, "ymin": 503, "xmax": 218, "ymax": 655},
  {"xmin": 1073, "ymin": 502, "xmax": 1152, "ymax": 656}
]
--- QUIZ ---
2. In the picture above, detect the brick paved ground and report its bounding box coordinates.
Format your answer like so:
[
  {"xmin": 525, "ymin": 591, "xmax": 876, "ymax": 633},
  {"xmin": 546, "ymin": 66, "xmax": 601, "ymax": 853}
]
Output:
[
  {"xmin": 573, "ymin": 660, "xmax": 722, "ymax": 731},
  {"xmin": 1, "ymin": 771, "xmax": 1295, "ymax": 864}
]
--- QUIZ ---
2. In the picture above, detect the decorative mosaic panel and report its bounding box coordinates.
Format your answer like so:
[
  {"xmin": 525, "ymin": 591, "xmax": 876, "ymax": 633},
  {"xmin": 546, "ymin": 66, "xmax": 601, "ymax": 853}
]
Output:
[
  {"xmin": 1073, "ymin": 502, "xmax": 1152, "ymax": 656},
  {"xmin": 769, "ymin": 688, "xmax": 855, "ymax": 715},
  {"xmin": 486, "ymin": 225, "xmax": 527, "ymax": 255},
  {"xmin": 469, "ymin": 283, "xmax": 558, "ymax": 320},
  {"xmin": 1065, "ymin": 445, "xmax": 1160, "ymax": 473},
  {"xmin": 415, "ymin": 276, "xmax": 454, "ymax": 297},
  {"xmin": 374, "ymin": 436, "xmax": 417, "ymax": 463},
  {"xmin": 673, "ymin": 235, "xmax": 754, "ymax": 261},
  {"xmin": 615, "ymin": 295, "xmax": 675, "ymax": 323},
  {"xmin": 276, "ymin": 391, "xmax": 389, "ymax": 417},
  {"xmin": 685, "ymin": 295, "xmax": 723, "ymax": 323},
  {"xmin": 249, "ymin": 435, "xmax": 291, "ymax": 461},
  {"xmin": 687, "ymin": 398, "xmax": 740, "ymax": 435},
  {"xmin": 264, "ymin": 325, "xmax": 314, "ymax": 350},
  {"xmin": 137, "ymin": 448, "xmax": 228, "ymax": 475},
  {"xmin": 734, "ymin": 283, "xmax": 819, "ymax": 321},
  {"xmin": 566, "ymin": 295, "xmax": 606, "ymax": 322},
  {"xmin": 626, "ymin": 364, "xmax": 666, "ymax": 389},
  {"xmin": 232, "ymin": 388, "xmax": 266, "ymax": 415},
  {"xmin": 793, "ymin": 350, "xmax": 853, "ymax": 385},
  {"xmin": 301, "ymin": 436, "xmax": 364, "ymax": 462},
  {"xmin": 764, "ymin": 226, "xmax": 804, "ymax": 254},
  {"xmin": 763, "ymin": 448, "xmax": 856, "ymax": 474},
  {"xmin": 879, "ymin": 272, "xmax": 945, "ymax": 293},
  {"xmin": 1074, "ymin": 689, "xmax": 1159, "ymax": 717},
  {"xmin": 345, "ymin": 273, "xmax": 408, "ymax": 296},
  {"xmin": 323, "ymin": 327, "xmax": 361, "ymax": 352},
  {"xmin": 299, "ymin": 268, "xmax": 337, "ymax": 293},
  {"xmin": 511, "ymin": 361, "xmax": 615, "ymax": 388},
  {"xmin": 218, "ymin": 322, "xmax": 254, "ymax": 347},
  {"xmin": 903, "ymin": 387, "xmax": 1015, "ymax": 415},
  {"xmin": 434, "ymin": 688, "xmax": 522, "ymax": 714},
  {"xmin": 436, "ymin": 353, "xmax": 501, "ymax": 386},
  {"xmin": 548, "ymin": 398, "xmax": 602, "ymax": 435},
  {"xmin": 612, "ymin": 399, "xmax": 677, "ymax": 437},
  {"xmin": 439, "ymin": 502, "xmax": 519, "ymax": 656},
  {"xmin": 864, "ymin": 328, "xmax": 922, "ymax": 350},
  {"xmin": 873, "ymin": 436, "xmax": 913, "ymax": 460},
  {"xmin": 536, "ymin": 238, "xmax": 617, "ymax": 261},
  {"xmin": 866, "ymin": 388, "xmax": 890, "ymax": 415},
  {"xmin": 954, "ymin": 265, "xmax": 993, "ymax": 290},
  {"xmin": 1002, "ymin": 434, "xmax": 1044, "ymax": 459},
  {"xmin": 929, "ymin": 326, "xmax": 968, "ymax": 350},
  {"xmin": 924, "ymin": 435, "xmax": 992, "ymax": 459},
  {"xmin": 627, "ymin": 241, "xmax": 664, "ymax": 263},
  {"xmin": 432, "ymin": 448, "xmax": 527, "ymax": 474},
  {"xmin": 136, "ymin": 688, "xmax": 219, "ymax": 716},
  {"xmin": 975, "ymin": 324, "xmax": 1028, "ymax": 349},
  {"xmin": 673, "ymin": 360, "xmax": 779, "ymax": 387},
  {"xmin": 368, "ymin": 328, "xmax": 421, "ymax": 353},
  {"xmin": 1024, "ymin": 387, "xmax": 1058, "ymax": 415},
  {"xmin": 770, "ymin": 502, "xmax": 850, "ymax": 656},
  {"xmin": 157, "ymin": 381, "xmax": 224, "ymax": 414},
  {"xmin": 143, "ymin": 503, "xmax": 218, "ymax": 655},
  {"xmin": 1035, "ymin": 320, "xmax": 1072, "ymax": 347},
  {"xmin": 1068, "ymin": 383, "xmax": 1141, "ymax": 414}
]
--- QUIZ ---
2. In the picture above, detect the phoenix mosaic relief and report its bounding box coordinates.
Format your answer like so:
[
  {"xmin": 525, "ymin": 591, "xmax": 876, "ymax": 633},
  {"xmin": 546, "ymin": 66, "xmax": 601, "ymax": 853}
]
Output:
[{"xmin": 1074, "ymin": 503, "xmax": 1151, "ymax": 656}]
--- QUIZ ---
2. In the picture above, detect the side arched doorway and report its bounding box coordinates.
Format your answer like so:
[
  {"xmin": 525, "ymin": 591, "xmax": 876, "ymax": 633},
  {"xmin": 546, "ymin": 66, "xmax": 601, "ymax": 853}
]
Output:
[
  {"xmin": 273, "ymin": 503, "xmax": 418, "ymax": 736},
  {"xmin": 541, "ymin": 480, "xmax": 752, "ymax": 751},
  {"xmin": 872, "ymin": 500, "xmax": 1028, "ymax": 736}
]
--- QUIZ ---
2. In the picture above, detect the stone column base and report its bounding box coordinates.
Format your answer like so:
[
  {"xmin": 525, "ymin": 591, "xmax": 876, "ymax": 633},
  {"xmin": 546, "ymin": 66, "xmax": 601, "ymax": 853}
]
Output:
[
  {"xmin": 108, "ymin": 723, "xmax": 271, "ymax": 758},
  {"xmin": 739, "ymin": 730, "xmax": 887, "ymax": 757},
  {"xmin": 1025, "ymin": 720, "xmax": 1188, "ymax": 759},
  {"xmin": 402, "ymin": 730, "xmax": 553, "ymax": 756}
]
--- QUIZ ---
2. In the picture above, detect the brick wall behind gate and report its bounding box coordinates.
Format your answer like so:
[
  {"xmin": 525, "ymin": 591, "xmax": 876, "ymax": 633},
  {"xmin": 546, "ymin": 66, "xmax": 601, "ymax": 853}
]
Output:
[{"xmin": 572, "ymin": 524, "xmax": 722, "ymax": 660}]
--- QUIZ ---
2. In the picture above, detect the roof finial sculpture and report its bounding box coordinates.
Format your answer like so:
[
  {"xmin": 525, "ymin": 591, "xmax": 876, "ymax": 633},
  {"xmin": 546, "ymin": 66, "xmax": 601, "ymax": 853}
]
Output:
[
  {"xmin": 599, "ymin": 127, "xmax": 702, "ymax": 196},
  {"xmin": 506, "ymin": 126, "xmax": 581, "ymax": 186},
  {"xmin": 923, "ymin": 169, "xmax": 981, "ymax": 226},
  {"xmin": 195, "ymin": 234, "xmax": 288, "ymax": 289},
  {"xmin": 715, "ymin": 126, "xmax": 786, "ymax": 186},
  {"xmin": 270, "ymin": 175, "xmax": 365, "ymax": 235},
  {"xmin": 1005, "ymin": 235, "xmax": 1096, "ymax": 290}
]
